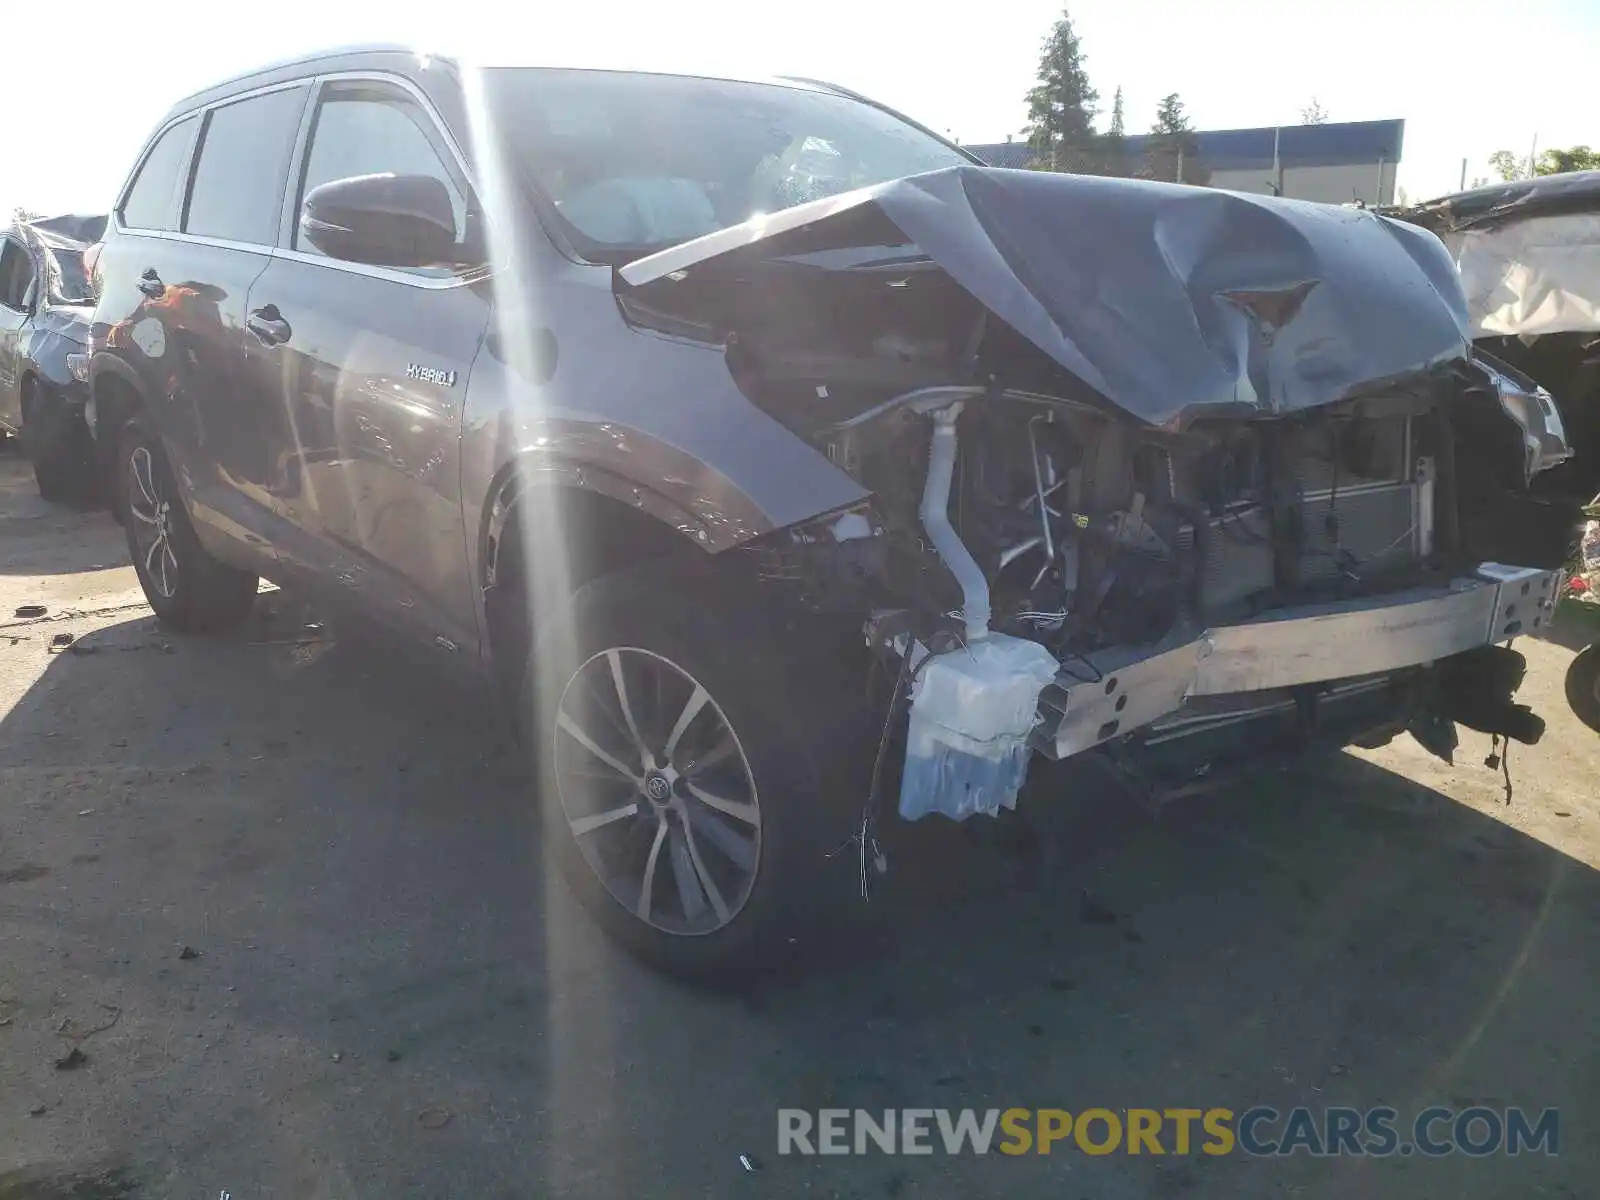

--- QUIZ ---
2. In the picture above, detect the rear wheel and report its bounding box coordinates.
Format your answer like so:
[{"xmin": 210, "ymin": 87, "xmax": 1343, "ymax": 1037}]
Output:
[
  {"xmin": 21, "ymin": 379, "xmax": 97, "ymax": 505},
  {"xmin": 521, "ymin": 564, "xmax": 862, "ymax": 980},
  {"xmin": 1567, "ymin": 644, "xmax": 1600, "ymax": 733},
  {"xmin": 118, "ymin": 416, "xmax": 257, "ymax": 633}
]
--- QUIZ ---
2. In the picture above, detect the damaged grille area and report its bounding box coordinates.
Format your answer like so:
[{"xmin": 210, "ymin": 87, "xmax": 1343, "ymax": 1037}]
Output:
[
  {"xmin": 784, "ymin": 387, "xmax": 1446, "ymax": 643},
  {"xmin": 756, "ymin": 377, "xmax": 1567, "ymax": 823},
  {"xmin": 1292, "ymin": 412, "xmax": 1429, "ymax": 586},
  {"xmin": 1179, "ymin": 412, "xmax": 1430, "ymax": 611}
]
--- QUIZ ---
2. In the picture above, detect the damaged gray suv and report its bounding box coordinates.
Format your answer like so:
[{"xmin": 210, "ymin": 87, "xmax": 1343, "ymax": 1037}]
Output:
[{"xmin": 88, "ymin": 47, "xmax": 1580, "ymax": 976}]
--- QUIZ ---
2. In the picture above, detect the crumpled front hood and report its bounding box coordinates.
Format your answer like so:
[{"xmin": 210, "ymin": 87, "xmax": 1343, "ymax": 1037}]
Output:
[{"xmin": 621, "ymin": 166, "xmax": 1474, "ymax": 427}]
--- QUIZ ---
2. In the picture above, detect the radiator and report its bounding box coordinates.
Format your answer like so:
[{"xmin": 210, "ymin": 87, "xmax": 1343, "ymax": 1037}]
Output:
[
  {"xmin": 1184, "ymin": 414, "xmax": 1432, "ymax": 613},
  {"xmin": 1193, "ymin": 507, "xmax": 1275, "ymax": 613},
  {"xmin": 1297, "ymin": 481, "xmax": 1420, "ymax": 584}
]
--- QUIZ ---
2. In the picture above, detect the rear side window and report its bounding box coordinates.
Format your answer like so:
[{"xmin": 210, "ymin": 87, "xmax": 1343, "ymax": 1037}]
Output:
[
  {"xmin": 184, "ymin": 86, "xmax": 309, "ymax": 245},
  {"xmin": 119, "ymin": 116, "xmax": 198, "ymax": 231},
  {"xmin": 0, "ymin": 239, "xmax": 34, "ymax": 311}
]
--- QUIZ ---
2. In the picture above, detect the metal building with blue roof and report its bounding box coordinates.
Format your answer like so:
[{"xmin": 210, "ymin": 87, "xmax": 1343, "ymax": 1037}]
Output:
[{"xmin": 966, "ymin": 118, "xmax": 1404, "ymax": 205}]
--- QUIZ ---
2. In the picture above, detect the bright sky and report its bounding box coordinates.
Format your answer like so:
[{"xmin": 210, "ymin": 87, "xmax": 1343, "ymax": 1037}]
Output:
[{"xmin": 4, "ymin": 0, "xmax": 1595, "ymax": 220}]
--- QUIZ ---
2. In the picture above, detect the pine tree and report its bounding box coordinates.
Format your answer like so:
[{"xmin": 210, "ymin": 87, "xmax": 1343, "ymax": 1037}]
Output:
[
  {"xmin": 1145, "ymin": 93, "xmax": 1207, "ymax": 185},
  {"xmin": 1099, "ymin": 85, "xmax": 1128, "ymax": 176},
  {"xmin": 1024, "ymin": 9, "xmax": 1099, "ymax": 172}
]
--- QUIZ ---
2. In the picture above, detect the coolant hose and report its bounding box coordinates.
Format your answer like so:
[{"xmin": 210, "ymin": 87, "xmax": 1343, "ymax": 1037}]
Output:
[{"xmin": 921, "ymin": 403, "xmax": 991, "ymax": 641}]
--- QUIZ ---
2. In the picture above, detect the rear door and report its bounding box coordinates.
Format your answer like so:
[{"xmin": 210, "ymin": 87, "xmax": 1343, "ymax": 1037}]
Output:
[
  {"xmin": 242, "ymin": 74, "xmax": 489, "ymax": 654},
  {"xmin": 94, "ymin": 111, "xmax": 197, "ymax": 444},
  {"xmin": 162, "ymin": 83, "xmax": 311, "ymax": 558},
  {"xmin": 97, "ymin": 87, "xmax": 308, "ymax": 569}
]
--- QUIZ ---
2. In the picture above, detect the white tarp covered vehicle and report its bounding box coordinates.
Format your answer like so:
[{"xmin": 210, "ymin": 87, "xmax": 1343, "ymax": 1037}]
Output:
[
  {"xmin": 1393, "ymin": 171, "xmax": 1600, "ymax": 504},
  {"xmin": 1393, "ymin": 172, "xmax": 1600, "ymax": 732}
]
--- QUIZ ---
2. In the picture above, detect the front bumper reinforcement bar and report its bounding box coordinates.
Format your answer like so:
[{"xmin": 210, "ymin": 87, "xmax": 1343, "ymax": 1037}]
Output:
[{"xmin": 1033, "ymin": 563, "xmax": 1563, "ymax": 760}]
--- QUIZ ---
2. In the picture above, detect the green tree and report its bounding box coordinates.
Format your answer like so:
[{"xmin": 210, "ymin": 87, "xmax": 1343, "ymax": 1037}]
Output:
[
  {"xmin": 1145, "ymin": 93, "xmax": 1207, "ymax": 184},
  {"xmin": 1487, "ymin": 145, "xmax": 1600, "ymax": 181},
  {"xmin": 1488, "ymin": 150, "xmax": 1529, "ymax": 182},
  {"xmin": 11, "ymin": 206, "xmax": 41, "ymax": 225},
  {"xmin": 1024, "ymin": 8, "xmax": 1099, "ymax": 172},
  {"xmin": 1537, "ymin": 145, "xmax": 1600, "ymax": 174},
  {"xmin": 1098, "ymin": 85, "xmax": 1129, "ymax": 176}
]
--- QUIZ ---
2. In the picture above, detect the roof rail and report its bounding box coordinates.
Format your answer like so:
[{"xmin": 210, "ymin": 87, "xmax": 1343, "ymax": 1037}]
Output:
[{"xmin": 171, "ymin": 43, "xmax": 453, "ymax": 107}]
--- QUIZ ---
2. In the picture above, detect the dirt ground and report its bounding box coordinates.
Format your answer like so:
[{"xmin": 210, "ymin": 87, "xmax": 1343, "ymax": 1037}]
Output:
[{"xmin": 0, "ymin": 445, "xmax": 1595, "ymax": 1199}]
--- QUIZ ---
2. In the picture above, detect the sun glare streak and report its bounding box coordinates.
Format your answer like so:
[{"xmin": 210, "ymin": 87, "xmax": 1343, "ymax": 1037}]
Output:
[
  {"xmin": 276, "ymin": 330, "xmax": 321, "ymax": 516},
  {"xmin": 457, "ymin": 58, "xmax": 607, "ymax": 1195}
]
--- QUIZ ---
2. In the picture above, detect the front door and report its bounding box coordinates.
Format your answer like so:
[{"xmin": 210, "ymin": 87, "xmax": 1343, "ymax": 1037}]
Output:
[{"xmin": 243, "ymin": 76, "xmax": 489, "ymax": 654}]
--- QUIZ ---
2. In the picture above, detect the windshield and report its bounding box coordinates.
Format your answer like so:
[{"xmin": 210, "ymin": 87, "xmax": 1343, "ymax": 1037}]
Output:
[
  {"xmin": 481, "ymin": 68, "xmax": 971, "ymax": 258},
  {"xmin": 45, "ymin": 246, "xmax": 92, "ymax": 304}
]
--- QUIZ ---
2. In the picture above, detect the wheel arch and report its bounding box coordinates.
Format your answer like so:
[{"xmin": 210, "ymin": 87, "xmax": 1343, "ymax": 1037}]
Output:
[
  {"xmin": 480, "ymin": 454, "xmax": 718, "ymax": 592},
  {"xmin": 86, "ymin": 356, "xmax": 151, "ymax": 515},
  {"xmin": 478, "ymin": 455, "xmax": 714, "ymax": 685},
  {"xmin": 88, "ymin": 353, "xmax": 148, "ymax": 429}
]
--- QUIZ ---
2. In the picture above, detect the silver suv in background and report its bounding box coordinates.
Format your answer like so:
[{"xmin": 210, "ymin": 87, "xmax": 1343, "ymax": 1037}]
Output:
[{"xmin": 0, "ymin": 214, "xmax": 102, "ymax": 502}]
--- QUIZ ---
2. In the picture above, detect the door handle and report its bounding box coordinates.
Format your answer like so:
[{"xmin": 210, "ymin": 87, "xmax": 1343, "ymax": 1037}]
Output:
[
  {"xmin": 246, "ymin": 305, "xmax": 292, "ymax": 347},
  {"xmin": 137, "ymin": 270, "xmax": 164, "ymax": 298}
]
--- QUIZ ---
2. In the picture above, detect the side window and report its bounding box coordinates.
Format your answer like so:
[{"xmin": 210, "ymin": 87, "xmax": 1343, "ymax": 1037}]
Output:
[
  {"xmin": 0, "ymin": 240, "xmax": 34, "ymax": 311},
  {"xmin": 184, "ymin": 86, "xmax": 308, "ymax": 245},
  {"xmin": 119, "ymin": 116, "xmax": 198, "ymax": 231},
  {"xmin": 294, "ymin": 82, "xmax": 468, "ymax": 275}
]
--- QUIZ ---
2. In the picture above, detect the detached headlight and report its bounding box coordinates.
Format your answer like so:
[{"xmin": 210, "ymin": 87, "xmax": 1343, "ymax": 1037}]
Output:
[
  {"xmin": 65, "ymin": 352, "xmax": 90, "ymax": 383},
  {"xmin": 1478, "ymin": 356, "xmax": 1572, "ymax": 481}
]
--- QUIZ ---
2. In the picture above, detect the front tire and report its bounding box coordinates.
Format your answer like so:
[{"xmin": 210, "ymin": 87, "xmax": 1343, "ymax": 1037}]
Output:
[
  {"xmin": 118, "ymin": 416, "xmax": 258, "ymax": 633},
  {"xmin": 1567, "ymin": 644, "xmax": 1600, "ymax": 733},
  {"xmin": 521, "ymin": 565, "xmax": 858, "ymax": 980}
]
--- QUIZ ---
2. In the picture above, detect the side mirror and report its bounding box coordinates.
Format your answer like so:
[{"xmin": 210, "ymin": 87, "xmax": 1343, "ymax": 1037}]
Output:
[
  {"xmin": 20, "ymin": 278, "xmax": 37, "ymax": 315},
  {"xmin": 300, "ymin": 173, "xmax": 477, "ymax": 269}
]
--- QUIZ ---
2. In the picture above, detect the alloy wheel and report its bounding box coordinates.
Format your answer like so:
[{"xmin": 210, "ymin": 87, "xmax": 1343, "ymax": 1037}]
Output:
[
  {"xmin": 552, "ymin": 647, "xmax": 762, "ymax": 936},
  {"xmin": 127, "ymin": 446, "xmax": 179, "ymax": 599}
]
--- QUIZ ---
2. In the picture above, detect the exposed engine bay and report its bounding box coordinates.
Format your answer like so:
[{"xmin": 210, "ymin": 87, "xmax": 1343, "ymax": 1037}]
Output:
[
  {"xmin": 617, "ymin": 166, "xmax": 1580, "ymax": 824},
  {"xmin": 752, "ymin": 372, "xmax": 1566, "ymax": 823},
  {"xmin": 812, "ymin": 386, "xmax": 1444, "ymax": 649}
]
